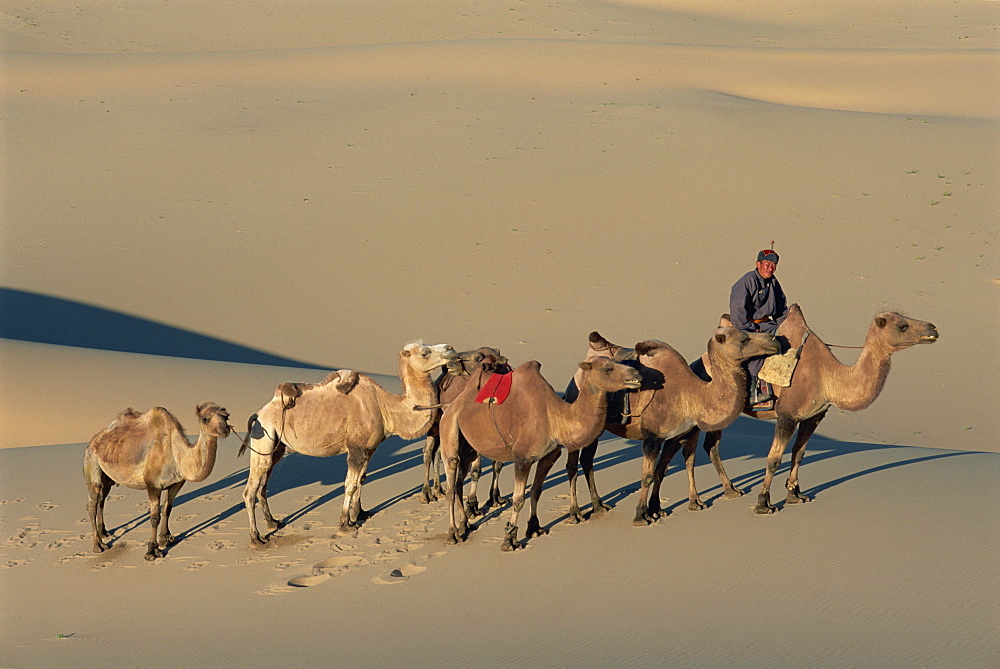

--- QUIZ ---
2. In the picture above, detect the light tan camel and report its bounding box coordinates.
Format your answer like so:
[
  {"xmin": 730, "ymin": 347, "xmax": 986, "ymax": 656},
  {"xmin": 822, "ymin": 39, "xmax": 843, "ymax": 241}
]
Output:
[
  {"xmin": 421, "ymin": 347, "xmax": 510, "ymax": 515},
  {"xmin": 565, "ymin": 329, "xmax": 779, "ymax": 525},
  {"xmin": 239, "ymin": 342, "xmax": 459, "ymax": 544},
  {"xmin": 699, "ymin": 304, "xmax": 939, "ymax": 514},
  {"xmin": 84, "ymin": 403, "xmax": 232, "ymax": 560},
  {"xmin": 440, "ymin": 356, "xmax": 641, "ymax": 551}
]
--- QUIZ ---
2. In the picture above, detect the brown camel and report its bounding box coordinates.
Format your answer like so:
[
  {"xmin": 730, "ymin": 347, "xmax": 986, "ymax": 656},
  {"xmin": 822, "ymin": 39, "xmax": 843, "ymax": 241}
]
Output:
[
  {"xmin": 421, "ymin": 347, "xmax": 510, "ymax": 515},
  {"xmin": 566, "ymin": 328, "xmax": 779, "ymax": 525},
  {"xmin": 84, "ymin": 403, "xmax": 232, "ymax": 560},
  {"xmin": 239, "ymin": 342, "xmax": 459, "ymax": 544},
  {"xmin": 700, "ymin": 304, "xmax": 939, "ymax": 514},
  {"xmin": 440, "ymin": 356, "xmax": 642, "ymax": 551}
]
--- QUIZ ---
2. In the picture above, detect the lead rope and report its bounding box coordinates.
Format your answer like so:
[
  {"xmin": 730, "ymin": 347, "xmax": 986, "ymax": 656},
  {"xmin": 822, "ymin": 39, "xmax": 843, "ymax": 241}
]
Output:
[{"xmin": 487, "ymin": 400, "xmax": 517, "ymax": 456}]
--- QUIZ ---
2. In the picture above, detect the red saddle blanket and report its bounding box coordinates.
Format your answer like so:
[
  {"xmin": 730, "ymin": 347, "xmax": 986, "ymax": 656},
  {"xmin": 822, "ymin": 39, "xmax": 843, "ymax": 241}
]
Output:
[{"xmin": 475, "ymin": 371, "xmax": 513, "ymax": 405}]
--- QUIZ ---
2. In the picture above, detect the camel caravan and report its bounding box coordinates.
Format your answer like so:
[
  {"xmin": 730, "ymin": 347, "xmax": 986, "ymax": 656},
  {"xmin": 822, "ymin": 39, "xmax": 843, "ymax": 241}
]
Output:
[{"xmin": 84, "ymin": 306, "xmax": 938, "ymax": 558}]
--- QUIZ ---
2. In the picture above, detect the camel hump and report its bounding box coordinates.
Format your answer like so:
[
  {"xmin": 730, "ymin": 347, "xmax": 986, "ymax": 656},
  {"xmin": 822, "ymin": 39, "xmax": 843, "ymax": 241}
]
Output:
[
  {"xmin": 635, "ymin": 340, "xmax": 668, "ymax": 357},
  {"xmin": 116, "ymin": 407, "xmax": 143, "ymax": 422},
  {"xmin": 519, "ymin": 360, "xmax": 542, "ymax": 374}
]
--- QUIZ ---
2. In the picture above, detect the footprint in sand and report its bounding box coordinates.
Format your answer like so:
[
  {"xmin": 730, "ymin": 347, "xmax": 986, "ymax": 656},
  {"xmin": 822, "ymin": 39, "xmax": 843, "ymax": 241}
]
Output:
[
  {"xmin": 373, "ymin": 563, "xmax": 427, "ymax": 585},
  {"xmin": 314, "ymin": 554, "xmax": 368, "ymax": 573},
  {"xmin": 4, "ymin": 558, "xmax": 32, "ymax": 568},
  {"xmin": 107, "ymin": 494, "xmax": 126, "ymax": 501},
  {"xmin": 257, "ymin": 582, "xmax": 297, "ymax": 596},
  {"xmin": 203, "ymin": 494, "xmax": 228, "ymax": 501},
  {"xmin": 175, "ymin": 514, "xmax": 198, "ymax": 522},
  {"xmin": 0, "ymin": 497, "xmax": 26, "ymax": 505},
  {"xmin": 302, "ymin": 521, "xmax": 324, "ymax": 531},
  {"xmin": 329, "ymin": 541, "xmax": 355, "ymax": 553},
  {"xmin": 274, "ymin": 560, "xmax": 304, "ymax": 571},
  {"xmin": 287, "ymin": 573, "xmax": 332, "ymax": 588},
  {"xmin": 186, "ymin": 561, "xmax": 209, "ymax": 570},
  {"xmin": 91, "ymin": 561, "xmax": 112, "ymax": 571},
  {"xmin": 207, "ymin": 539, "xmax": 235, "ymax": 551},
  {"xmin": 56, "ymin": 552, "xmax": 89, "ymax": 565},
  {"xmin": 37, "ymin": 502, "xmax": 58, "ymax": 511}
]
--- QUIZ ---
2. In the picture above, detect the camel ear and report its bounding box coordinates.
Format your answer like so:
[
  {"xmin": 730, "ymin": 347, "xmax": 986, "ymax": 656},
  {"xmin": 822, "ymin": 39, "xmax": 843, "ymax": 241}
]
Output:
[
  {"xmin": 474, "ymin": 353, "xmax": 484, "ymax": 363},
  {"xmin": 875, "ymin": 316, "xmax": 887, "ymax": 329},
  {"xmin": 714, "ymin": 332, "xmax": 727, "ymax": 344},
  {"xmin": 578, "ymin": 361, "xmax": 593, "ymax": 371},
  {"xmin": 335, "ymin": 370, "xmax": 360, "ymax": 394}
]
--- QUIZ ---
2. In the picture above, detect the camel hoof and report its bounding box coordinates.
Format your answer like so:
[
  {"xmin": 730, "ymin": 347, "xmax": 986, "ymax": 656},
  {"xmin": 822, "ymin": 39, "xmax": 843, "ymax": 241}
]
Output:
[
  {"xmin": 632, "ymin": 515, "xmax": 651, "ymax": 527},
  {"xmin": 93, "ymin": 542, "xmax": 108, "ymax": 553},
  {"xmin": 490, "ymin": 495, "xmax": 510, "ymax": 508},
  {"xmin": 565, "ymin": 508, "xmax": 583, "ymax": 525},
  {"xmin": 500, "ymin": 538, "xmax": 519, "ymax": 552},
  {"xmin": 590, "ymin": 502, "xmax": 611, "ymax": 516},
  {"xmin": 724, "ymin": 488, "xmax": 745, "ymax": 499},
  {"xmin": 754, "ymin": 503, "xmax": 777, "ymax": 515},
  {"xmin": 266, "ymin": 519, "xmax": 286, "ymax": 531},
  {"xmin": 525, "ymin": 520, "xmax": 548, "ymax": 539},
  {"xmin": 688, "ymin": 500, "xmax": 706, "ymax": 512},
  {"xmin": 786, "ymin": 491, "xmax": 812, "ymax": 504}
]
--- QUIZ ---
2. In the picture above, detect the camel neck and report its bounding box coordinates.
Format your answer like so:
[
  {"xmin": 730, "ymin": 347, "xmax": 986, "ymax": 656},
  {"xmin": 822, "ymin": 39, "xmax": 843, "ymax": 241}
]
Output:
[
  {"xmin": 176, "ymin": 431, "xmax": 219, "ymax": 482},
  {"xmin": 380, "ymin": 358, "xmax": 437, "ymax": 440},
  {"xmin": 553, "ymin": 374, "xmax": 610, "ymax": 449},
  {"xmin": 824, "ymin": 327, "xmax": 893, "ymax": 412},
  {"xmin": 697, "ymin": 352, "xmax": 746, "ymax": 431}
]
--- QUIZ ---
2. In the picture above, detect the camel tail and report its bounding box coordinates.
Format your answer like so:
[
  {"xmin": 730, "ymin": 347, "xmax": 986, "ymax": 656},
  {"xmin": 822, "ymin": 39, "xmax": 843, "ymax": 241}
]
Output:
[{"xmin": 237, "ymin": 414, "xmax": 257, "ymax": 457}]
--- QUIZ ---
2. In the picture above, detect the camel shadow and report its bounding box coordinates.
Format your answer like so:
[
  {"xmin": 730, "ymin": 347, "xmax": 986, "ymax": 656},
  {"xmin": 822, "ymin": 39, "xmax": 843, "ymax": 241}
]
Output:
[
  {"xmin": 111, "ymin": 435, "xmax": 426, "ymax": 547},
  {"xmin": 539, "ymin": 415, "xmax": 978, "ymax": 526}
]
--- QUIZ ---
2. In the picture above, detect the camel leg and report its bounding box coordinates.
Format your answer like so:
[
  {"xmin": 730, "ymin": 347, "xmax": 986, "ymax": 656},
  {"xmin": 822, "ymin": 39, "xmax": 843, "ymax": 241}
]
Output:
[
  {"xmin": 565, "ymin": 448, "xmax": 584, "ymax": 524},
  {"xmin": 488, "ymin": 459, "xmax": 507, "ymax": 509},
  {"xmin": 703, "ymin": 429, "xmax": 744, "ymax": 499},
  {"xmin": 649, "ymin": 437, "xmax": 682, "ymax": 520},
  {"xmin": 526, "ymin": 447, "xmax": 562, "ymax": 540},
  {"xmin": 580, "ymin": 439, "xmax": 610, "ymax": 517},
  {"xmin": 242, "ymin": 435, "xmax": 282, "ymax": 546},
  {"xmin": 465, "ymin": 456, "xmax": 484, "ymax": 518},
  {"xmin": 634, "ymin": 436, "xmax": 663, "ymax": 526},
  {"xmin": 756, "ymin": 415, "xmax": 798, "ymax": 515},
  {"xmin": 420, "ymin": 432, "xmax": 439, "ymax": 504},
  {"xmin": 786, "ymin": 411, "xmax": 826, "ymax": 504},
  {"xmin": 349, "ymin": 450, "xmax": 375, "ymax": 525},
  {"xmin": 84, "ymin": 451, "xmax": 114, "ymax": 553},
  {"xmin": 339, "ymin": 448, "xmax": 368, "ymax": 533},
  {"xmin": 145, "ymin": 488, "xmax": 166, "ymax": 560},
  {"xmin": 502, "ymin": 459, "xmax": 533, "ymax": 551},
  {"xmin": 680, "ymin": 428, "xmax": 706, "ymax": 511},
  {"xmin": 158, "ymin": 481, "xmax": 185, "ymax": 548}
]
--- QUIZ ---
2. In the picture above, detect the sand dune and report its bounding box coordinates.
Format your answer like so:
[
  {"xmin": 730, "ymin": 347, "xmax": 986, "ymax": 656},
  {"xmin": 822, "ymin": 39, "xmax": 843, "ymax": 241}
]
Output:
[{"xmin": 1, "ymin": 0, "xmax": 998, "ymax": 665}]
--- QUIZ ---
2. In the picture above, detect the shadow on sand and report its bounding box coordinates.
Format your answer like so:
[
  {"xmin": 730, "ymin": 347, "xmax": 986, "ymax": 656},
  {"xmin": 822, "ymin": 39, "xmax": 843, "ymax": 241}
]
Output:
[
  {"xmin": 0, "ymin": 287, "xmax": 327, "ymax": 369},
  {"xmin": 109, "ymin": 415, "xmax": 977, "ymax": 548}
]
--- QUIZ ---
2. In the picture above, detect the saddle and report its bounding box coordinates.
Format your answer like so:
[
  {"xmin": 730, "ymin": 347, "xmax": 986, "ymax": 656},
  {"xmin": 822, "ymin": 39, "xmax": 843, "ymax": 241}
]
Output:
[{"xmin": 476, "ymin": 371, "xmax": 514, "ymax": 405}]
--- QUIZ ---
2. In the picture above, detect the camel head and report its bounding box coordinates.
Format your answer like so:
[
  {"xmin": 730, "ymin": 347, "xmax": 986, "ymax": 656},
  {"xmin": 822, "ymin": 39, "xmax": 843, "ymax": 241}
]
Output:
[
  {"xmin": 578, "ymin": 356, "xmax": 642, "ymax": 393},
  {"xmin": 195, "ymin": 403, "xmax": 231, "ymax": 438},
  {"xmin": 447, "ymin": 347, "xmax": 509, "ymax": 377},
  {"xmin": 402, "ymin": 342, "xmax": 461, "ymax": 375},
  {"xmin": 710, "ymin": 326, "xmax": 781, "ymax": 363},
  {"xmin": 872, "ymin": 312, "xmax": 939, "ymax": 351}
]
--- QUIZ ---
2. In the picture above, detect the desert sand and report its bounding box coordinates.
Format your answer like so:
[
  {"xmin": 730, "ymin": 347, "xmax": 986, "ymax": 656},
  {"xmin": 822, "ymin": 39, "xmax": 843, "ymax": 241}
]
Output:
[{"xmin": 1, "ymin": 0, "xmax": 998, "ymax": 666}]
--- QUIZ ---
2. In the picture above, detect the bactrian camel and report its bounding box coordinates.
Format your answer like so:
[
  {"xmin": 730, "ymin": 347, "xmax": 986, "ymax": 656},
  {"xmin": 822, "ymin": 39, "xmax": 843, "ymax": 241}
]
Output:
[
  {"xmin": 700, "ymin": 304, "xmax": 939, "ymax": 514},
  {"xmin": 441, "ymin": 356, "xmax": 641, "ymax": 551},
  {"xmin": 240, "ymin": 342, "xmax": 459, "ymax": 544},
  {"xmin": 421, "ymin": 347, "xmax": 510, "ymax": 515},
  {"xmin": 566, "ymin": 329, "xmax": 778, "ymax": 525},
  {"xmin": 84, "ymin": 403, "xmax": 232, "ymax": 560}
]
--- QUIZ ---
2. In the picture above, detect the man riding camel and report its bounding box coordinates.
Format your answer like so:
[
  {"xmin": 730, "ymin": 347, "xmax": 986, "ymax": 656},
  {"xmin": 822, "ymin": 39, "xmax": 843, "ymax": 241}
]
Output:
[{"xmin": 729, "ymin": 247, "xmax": 788, "ymax": 407}]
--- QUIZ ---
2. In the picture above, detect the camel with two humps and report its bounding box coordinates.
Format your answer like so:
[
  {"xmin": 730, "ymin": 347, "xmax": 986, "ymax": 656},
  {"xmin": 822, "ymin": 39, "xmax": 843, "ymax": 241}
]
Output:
[
  {"xmin": 239, "ymin": 342, "xmax": 459, "ymax": 544},
  {"xmin": 441, "ymin": 356, "xmax": 641, "ymax": 551}
]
